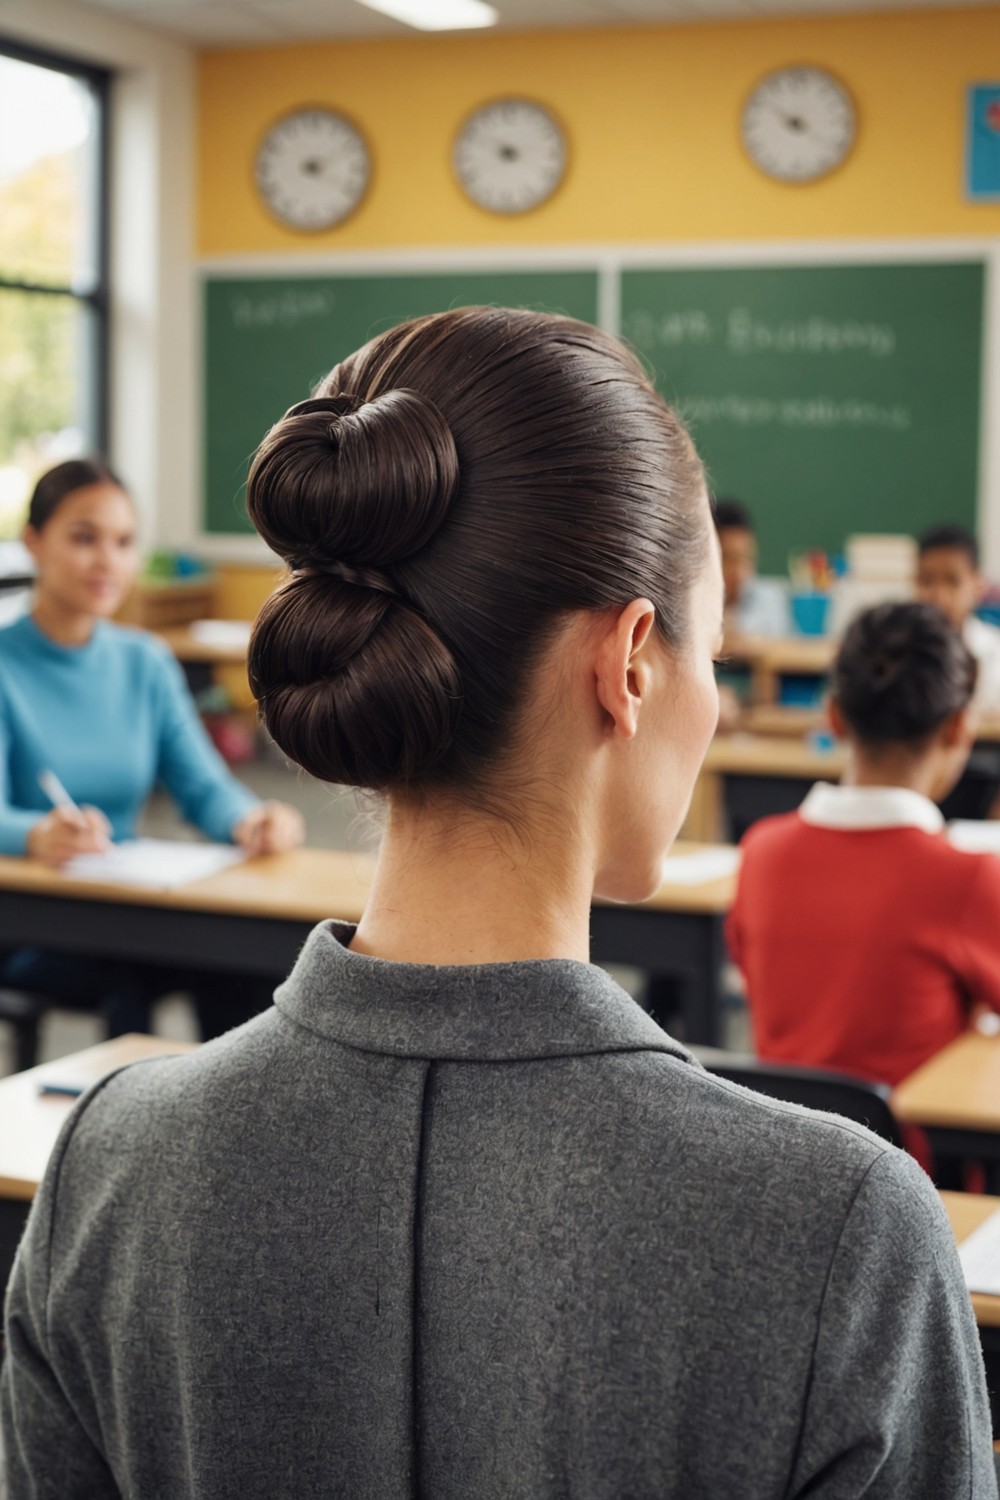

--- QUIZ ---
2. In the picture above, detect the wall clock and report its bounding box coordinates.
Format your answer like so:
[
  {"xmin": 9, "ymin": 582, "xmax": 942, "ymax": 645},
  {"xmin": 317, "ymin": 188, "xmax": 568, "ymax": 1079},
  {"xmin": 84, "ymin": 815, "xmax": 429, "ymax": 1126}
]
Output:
[
  {"xmin": 453, "ymin": 99, "xmax": 567, "ymax": 214},
  {"xmin": 741, "ymin": 67, "xmax": 856, "ymax": 183},
  {"xmin": 254, "ymin": 108, "xmax": 371, "ymax": 231}
]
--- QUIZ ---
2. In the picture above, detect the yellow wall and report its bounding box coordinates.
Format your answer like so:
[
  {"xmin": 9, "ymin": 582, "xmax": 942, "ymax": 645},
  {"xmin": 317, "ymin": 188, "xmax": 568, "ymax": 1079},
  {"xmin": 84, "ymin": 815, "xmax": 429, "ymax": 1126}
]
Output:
[
  {"xmin": 214, "ymin": 563, "xmax": 282, "ymax": 620},
  {"xmin": 198, "ymin": 9, "xmax": 1000, "ymax": 253}
]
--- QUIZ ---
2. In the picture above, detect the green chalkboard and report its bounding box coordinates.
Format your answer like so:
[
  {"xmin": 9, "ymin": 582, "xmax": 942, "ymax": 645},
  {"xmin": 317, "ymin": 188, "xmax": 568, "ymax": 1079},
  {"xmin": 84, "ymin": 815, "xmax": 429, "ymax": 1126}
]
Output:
[
  {"xmin": 203, "ymin": 270, "xmax": 600, "ymax": 534},
  {"xmin": 620, "ymin": 262, "xmax": 985, "ymax": 574}
]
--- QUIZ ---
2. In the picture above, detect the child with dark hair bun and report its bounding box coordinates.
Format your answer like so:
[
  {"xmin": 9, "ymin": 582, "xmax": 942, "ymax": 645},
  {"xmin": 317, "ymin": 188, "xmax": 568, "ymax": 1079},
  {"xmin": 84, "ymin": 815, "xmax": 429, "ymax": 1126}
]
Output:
[{"xmin": 728, "ymin": 600, "xmax": 1000, "ymax": 1092}]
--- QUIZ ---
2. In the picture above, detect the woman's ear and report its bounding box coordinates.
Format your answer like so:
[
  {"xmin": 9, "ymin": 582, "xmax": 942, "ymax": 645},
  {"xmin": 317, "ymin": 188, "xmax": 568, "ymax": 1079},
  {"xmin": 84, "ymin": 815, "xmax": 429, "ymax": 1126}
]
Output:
[
  {"xmin": 22, "ymin": 524, "xmax": 40, "ymax": 562},
  {"xmin": 594, "ymin": 598, "xmax": 657, "ymax": 740},
  {"xmin": 827, "ymin": 697, "xmax": 847, "ymax": 740},
  {"xmin": 941, "ymin": 702, "xmax": 978, "ymax": 751}
]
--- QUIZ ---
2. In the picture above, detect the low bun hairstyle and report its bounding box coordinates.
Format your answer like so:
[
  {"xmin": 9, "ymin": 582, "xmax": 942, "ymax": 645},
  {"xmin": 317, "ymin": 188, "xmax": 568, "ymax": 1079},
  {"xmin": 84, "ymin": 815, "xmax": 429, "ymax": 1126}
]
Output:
[
  {"xmin": 247, "ymin": 306, "xmax": 708, "ymax": 794},
  {"xmin": 249, "ymin": 390, "xmax": 459, "ymax": 571},
  {"xmin": 833, "ymin": 602, "xmax": 977, "ymax": 749}
]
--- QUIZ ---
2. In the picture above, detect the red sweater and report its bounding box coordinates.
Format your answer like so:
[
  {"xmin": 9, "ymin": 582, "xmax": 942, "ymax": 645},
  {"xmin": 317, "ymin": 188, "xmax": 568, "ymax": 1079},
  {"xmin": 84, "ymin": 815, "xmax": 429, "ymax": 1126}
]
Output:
[{"xmin": 726, "ymin": 815, "xmax": 1000, "ymax": 1087}]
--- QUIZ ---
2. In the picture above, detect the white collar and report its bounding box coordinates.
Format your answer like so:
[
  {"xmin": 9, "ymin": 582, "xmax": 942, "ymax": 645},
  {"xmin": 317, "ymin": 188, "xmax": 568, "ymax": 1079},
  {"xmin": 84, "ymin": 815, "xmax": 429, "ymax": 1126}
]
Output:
[
  {"xmin": 798, "ymin": 782, "xmax": 945, "ymax": 834},
  {"xmin": 965, "ymin": 615, "xmax": 999, "ymax": 649}
]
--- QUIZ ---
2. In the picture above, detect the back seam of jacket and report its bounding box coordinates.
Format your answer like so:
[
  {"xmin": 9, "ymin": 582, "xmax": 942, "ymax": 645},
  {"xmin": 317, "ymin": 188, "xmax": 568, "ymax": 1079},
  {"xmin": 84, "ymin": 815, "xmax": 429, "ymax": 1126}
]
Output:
[{"xmin": 411, "ymin": 1059, "xmax": 435, "ymax": 1500}]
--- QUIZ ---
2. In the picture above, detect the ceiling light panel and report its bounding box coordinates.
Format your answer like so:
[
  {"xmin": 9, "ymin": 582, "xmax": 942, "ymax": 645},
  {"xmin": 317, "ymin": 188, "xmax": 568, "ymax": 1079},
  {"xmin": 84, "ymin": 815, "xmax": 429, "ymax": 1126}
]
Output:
[{"xmin": 353, "ymin": 0, "xmax": 498, "ymax": 30}]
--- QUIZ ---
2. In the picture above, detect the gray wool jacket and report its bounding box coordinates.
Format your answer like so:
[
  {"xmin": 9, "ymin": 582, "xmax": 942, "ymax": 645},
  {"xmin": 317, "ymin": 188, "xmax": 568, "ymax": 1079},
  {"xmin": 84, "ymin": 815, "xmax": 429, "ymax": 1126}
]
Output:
[{"xmin": 2, "ymin": 920, "xmax": 997, "ymax": 1499}]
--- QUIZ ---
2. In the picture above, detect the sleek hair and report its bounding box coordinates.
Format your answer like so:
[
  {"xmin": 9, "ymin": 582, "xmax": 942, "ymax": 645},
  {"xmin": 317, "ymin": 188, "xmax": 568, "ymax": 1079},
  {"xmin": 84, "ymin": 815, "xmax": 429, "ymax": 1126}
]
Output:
[
  {"xmin": 832, "ymin": 602, "xmax": 976, "ymax": 749},
  {"xmin": 917, "ymin": 524, "xmax": 979, "ymax": 569},
  {"xmin": 713, "ymin": 498, "xmax": 753, "ymax": 534},
  {"xmin": 27, "ymin": 458, "xmax": 124, "ymax": 531},
  {"xmin": 246, "ymin": 306, "xmax": 709, "ymax": 795}
]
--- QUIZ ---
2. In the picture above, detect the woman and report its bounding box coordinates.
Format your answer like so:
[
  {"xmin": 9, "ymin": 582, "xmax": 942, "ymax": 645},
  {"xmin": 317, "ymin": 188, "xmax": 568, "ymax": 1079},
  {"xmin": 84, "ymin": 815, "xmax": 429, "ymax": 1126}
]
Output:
[
  {"xmin": 0, "ymin": 458, "xmax": 303, "ymax": 1037},
  {"xmin": 728, "ymin": 600, "xmax": 1000, "ymax": 1089},
  {"xmin": 1, "ymin": 314, "xmax": 993, "ymax": 1497}
]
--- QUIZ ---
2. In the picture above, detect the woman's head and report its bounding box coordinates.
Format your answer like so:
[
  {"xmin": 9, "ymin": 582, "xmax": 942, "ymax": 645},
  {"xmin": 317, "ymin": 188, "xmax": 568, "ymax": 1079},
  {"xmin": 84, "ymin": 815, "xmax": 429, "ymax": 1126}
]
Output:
[
  {"xmin": 24, "ymin": 459, "xmax": 138, "ymax": 619},
  {"xmin": 832, "ymin": 602, "xmax": 977, "ymax": 792},
  {"xmin": 247, "ymin": 307, "xmax": 720, "ymax": 886}
]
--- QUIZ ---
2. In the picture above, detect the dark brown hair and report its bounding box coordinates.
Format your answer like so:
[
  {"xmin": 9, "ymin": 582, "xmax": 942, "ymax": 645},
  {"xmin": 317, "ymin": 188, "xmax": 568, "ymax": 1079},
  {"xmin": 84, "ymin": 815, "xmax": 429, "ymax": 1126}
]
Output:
[
  {"xmin": 28, "ymin": 458, "xmax": 124, "ymax": 531},
  {"xmin": 713, "ymin": 498, "xmax": 754, "ymax": 534},
  {"xmin": 833, "ymin": 602, "xmax": 976, "ymax": 749},
  {"xmin": 247, "ymin": 306, "xmax": 708, "ymax": 794},
  {"xmin": 918, "ymin": 523, "xmax": 979, "ymax": 569}
]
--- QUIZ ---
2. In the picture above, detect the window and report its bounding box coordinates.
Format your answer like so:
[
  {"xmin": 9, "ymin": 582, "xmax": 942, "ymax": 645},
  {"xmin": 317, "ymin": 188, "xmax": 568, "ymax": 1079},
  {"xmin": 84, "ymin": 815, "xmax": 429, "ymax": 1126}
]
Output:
[{"xmin": 0, "ymin": 40, "xmax": 109, "ymax": 538}]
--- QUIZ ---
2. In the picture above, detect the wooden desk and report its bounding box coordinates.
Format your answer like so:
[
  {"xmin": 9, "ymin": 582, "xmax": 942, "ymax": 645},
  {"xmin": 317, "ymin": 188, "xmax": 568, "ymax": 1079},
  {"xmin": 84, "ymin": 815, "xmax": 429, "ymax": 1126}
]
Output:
[
  {"xmin": 686, "ymin": 733, "xmax": 847, "ymax": 842},
  {"xmin": 704, "ymin": 735, "xmax": 847, "ymax": 780},
  {"xmin": 893, "ymin": 1032, "xmax": 1000, "ymax": 1166},
  {"xmin": 721, "ymin": 636, "xmax": 834, "ymax": 705},
  {"xmin": 942, "ymin": 1190, "xmax": 1000, "ymax": 1333},
  {"xmin": 154, "ymin": 626, "xmax": 250, "ymax": 666},
  {"xmin": 0, "ymin": 842, "xmax": 738, "ymax": 1049},
  {"xmin": 0, "ymin": 1036, "xmax": 196, "ymax": 1289},
  {"xmin": 743, "ymin": 705, "xmax": 828, "ymax": 737},
  {"xmin": 153, "ymin": 624, "xmax": 256, "ymax": 711},
  {"xmin": 747, "ymin": 637, "xmax": 835, "ymax": 705},
  {"xmin": 743, "ymin": 704, "xmax": 1000, "ymax": 746}
]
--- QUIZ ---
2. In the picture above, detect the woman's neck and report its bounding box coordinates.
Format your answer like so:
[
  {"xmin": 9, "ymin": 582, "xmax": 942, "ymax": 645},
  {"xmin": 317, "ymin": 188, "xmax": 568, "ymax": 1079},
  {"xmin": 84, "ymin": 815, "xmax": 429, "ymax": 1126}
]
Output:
[
  {"xmin": 31, "ymin": 594, "xmax": 97, "ymax": 648},
  {"xmin": 846, "ymin": 747, "xmax": 938, "ymax": 799},
  {"xmin": 350, "ymin": 796, "xmax": 595, "ymax": 967}
]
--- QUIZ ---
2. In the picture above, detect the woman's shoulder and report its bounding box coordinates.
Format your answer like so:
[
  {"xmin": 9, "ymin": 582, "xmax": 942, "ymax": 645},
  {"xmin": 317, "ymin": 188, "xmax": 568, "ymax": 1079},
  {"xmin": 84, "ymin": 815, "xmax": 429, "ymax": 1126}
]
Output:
[
  {"xmin": 97, "ymin": 622, "xmax": 179, "ymax": 681},
  {"xmin": 614, "ymin": 1043, "xmax": 895, "ymax": 1185}
]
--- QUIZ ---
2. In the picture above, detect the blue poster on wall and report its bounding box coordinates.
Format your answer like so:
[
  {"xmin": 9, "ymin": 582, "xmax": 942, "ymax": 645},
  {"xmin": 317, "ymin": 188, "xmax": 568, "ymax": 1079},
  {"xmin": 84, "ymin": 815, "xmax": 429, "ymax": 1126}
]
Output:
[{"xmin": 968, "ymin": 84, "xmax": 1000, "ymax": 200}]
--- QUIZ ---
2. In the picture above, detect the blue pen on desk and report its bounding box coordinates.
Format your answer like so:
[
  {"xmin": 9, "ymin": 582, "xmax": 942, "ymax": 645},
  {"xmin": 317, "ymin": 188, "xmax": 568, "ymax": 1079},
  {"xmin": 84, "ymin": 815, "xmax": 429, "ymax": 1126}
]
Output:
[{"xmin": 37, "ymin": 769, "xmax": 87, "ymax": 828}]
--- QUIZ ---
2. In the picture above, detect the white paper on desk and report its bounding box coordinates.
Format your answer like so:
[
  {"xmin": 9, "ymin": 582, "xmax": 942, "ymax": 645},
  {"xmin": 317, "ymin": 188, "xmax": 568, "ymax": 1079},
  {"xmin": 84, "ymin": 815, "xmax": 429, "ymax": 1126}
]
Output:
[
  {"xmin": 947, "ymin": 821, "xmax": 1000, "ymax": 854},
  {"xmin": 63, "ymin": 838, "xmax": 246, "ymax": 890},
  {"xmin": 958, "ymin": 1209, "xmax": 1000, "ymax": 1295},
  {"xmin": 661, "ymin": 848, "xmax": 741, "ymax": 885},
  {"xmin": 188, "ymin": 618, "xmax": 252, "ymax": 649}
]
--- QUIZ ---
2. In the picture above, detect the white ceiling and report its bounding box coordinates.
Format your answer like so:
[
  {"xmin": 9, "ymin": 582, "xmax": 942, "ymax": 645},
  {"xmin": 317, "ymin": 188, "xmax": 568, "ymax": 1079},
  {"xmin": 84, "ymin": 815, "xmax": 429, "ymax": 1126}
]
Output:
[{"xmin": 60, "ymin": 0, "xmax": 1000, "ymax": 47}]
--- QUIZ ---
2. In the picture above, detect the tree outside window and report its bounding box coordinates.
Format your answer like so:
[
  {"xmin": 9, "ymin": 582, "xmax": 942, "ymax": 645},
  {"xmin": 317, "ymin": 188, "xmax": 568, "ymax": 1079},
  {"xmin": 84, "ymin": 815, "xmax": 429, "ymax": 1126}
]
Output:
[{"xmin": 0, "ymin": 43, "xmax": 108, "ymax": 539}]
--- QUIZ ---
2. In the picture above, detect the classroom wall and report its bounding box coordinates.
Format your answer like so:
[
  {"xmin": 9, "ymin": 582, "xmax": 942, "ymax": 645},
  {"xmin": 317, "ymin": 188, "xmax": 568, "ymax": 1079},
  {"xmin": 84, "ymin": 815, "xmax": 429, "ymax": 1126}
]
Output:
[
  {"xmin": 198, "ymin": 9, "xmax": 1000, "ymax": 254},
  {"xmin": 9, "ymin": 4, "xmax": 998, "ymax": 569},
  {"xmin": 1, "ymin": 0, "xmax": 197, "ymax": 550}
]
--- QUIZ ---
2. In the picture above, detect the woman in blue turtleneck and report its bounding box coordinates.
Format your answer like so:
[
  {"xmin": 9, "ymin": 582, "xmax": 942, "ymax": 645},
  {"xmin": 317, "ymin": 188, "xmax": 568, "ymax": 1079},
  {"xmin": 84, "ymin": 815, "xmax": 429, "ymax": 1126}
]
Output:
[{"xmin": 0, "ymin": 458, "xmax": 304, "ymax": 1037}]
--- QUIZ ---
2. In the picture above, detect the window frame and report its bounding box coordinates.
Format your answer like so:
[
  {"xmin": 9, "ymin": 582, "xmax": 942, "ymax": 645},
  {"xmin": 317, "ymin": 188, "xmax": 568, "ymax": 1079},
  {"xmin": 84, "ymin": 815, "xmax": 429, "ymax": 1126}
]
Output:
[{"xmin": 0, "ymin": 34, "xmax": 111, "ymax": 454}]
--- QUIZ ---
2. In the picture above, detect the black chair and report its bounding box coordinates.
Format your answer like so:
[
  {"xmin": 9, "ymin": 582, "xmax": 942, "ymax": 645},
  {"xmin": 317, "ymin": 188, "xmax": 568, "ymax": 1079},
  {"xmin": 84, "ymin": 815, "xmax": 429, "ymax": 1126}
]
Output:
[
  {"xmin": 721, "ymin": 774, "xmax": 814, "ymax": 844},
  {"xmin": 0, "ymin": 988, "xmax": 45, "ymax": 1073},
  {"xmin": 938, "ymin": 744, "xmax": 1000, "ymax": 822},
  {"xmin": 689, "ymin": 1046, "xmax": 904, "ymax": 1149}
]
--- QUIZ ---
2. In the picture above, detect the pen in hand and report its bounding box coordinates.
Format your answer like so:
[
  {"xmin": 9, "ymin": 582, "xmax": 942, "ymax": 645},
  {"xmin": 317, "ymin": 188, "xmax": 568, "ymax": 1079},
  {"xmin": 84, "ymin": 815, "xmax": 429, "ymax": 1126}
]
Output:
[
  {"xmin": 31, "ymin": 770, "xmax": 111, "ymax": 866},
  {"xmin": 38, "ymin": 769, "xmax": 88, "ymax": 829}
]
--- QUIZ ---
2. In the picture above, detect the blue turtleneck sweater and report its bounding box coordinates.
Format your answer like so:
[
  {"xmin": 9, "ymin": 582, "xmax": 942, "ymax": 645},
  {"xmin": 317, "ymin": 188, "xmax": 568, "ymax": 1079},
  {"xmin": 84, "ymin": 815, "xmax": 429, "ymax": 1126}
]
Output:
[{"xmin": 0, "ymin": 614, "xmax": 257, "ymax": 855}]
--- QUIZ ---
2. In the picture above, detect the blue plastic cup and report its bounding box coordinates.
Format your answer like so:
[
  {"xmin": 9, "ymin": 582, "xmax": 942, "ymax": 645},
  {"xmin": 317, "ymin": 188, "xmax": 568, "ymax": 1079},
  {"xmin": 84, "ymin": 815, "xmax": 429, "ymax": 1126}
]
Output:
[{"xmin": 791, "ymin": 592, "xmax": 831, "ymax": 636}]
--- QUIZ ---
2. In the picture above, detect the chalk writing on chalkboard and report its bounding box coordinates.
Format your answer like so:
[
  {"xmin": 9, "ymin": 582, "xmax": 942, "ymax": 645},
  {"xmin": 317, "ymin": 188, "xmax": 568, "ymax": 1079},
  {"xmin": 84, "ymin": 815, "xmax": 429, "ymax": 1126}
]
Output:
[
  {"xmin": 679, "ymin": 395, "xmax": 911, "ymax": 430},
  {"xmin": 230, "ymin": 289, "xmax": 337, "ymax": 330},
  {"xmin": 623, "ymin": 309, "xmax": 896, "ymax": 358}
]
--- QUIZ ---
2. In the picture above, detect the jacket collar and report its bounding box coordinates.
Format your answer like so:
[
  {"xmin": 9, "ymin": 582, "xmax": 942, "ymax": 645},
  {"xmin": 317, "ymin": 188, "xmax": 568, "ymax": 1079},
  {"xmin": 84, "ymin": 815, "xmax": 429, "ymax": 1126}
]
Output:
[
  {"xmin": 798, "ymin": 781, "xmax": 944, "ymax": 834},
  {"xmin": 275, "ymin": 920, "xmax": 695, "ymax": 1065}
]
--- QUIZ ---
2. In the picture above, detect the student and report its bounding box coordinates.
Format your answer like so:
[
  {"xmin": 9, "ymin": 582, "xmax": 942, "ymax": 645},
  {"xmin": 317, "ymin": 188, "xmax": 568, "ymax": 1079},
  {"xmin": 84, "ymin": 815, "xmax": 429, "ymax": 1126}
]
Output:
[
  {"xmin": 2, "ymin": 312, "xmax": 994, "ymax": 1498},
  {"xmin": 0, "ymin": 458, "xmax": 304, "ymax": 1037},
  {"xmin": 916, "ymin": 522, "xmax": 1000, "ymax": 710},
  {"xmin": 728, "ymin": 601, "xmax": 1000, "ymax": 1092},
  {"xmin": 715, "ymin": 496, "xmax": 790, "ymax": 640}
]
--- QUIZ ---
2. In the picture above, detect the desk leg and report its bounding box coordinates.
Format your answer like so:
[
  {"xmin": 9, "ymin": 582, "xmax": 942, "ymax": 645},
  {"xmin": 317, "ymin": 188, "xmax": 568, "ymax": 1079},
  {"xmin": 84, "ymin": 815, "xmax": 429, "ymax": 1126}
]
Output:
[
  {"xmin": 680, "ymin": 770, "xmax": 723, "ymax": 843},
  {"xmin": 645, "ymin": 914, "xmax": 727, "ymax": 1048},
  {"xmin": 678, "ymin": 913, "xmax": 727, "ymax": 1047},
  {"xmin": 591, "ymin": 907, "xmax": 728, "ymax": 1048},
  {"xmin": 979, "ymin": 1327, "xmax": 1000, "ymax": 1439},
  {"xmin": 0, "ymin": 1197, "xmax": 30, "ymax": 1298}
]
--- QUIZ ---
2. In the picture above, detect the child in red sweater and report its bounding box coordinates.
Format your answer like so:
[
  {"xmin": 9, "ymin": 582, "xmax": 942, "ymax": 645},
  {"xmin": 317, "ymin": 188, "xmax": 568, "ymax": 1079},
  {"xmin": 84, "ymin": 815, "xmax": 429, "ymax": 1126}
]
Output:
[{"xmin": 727, "ymin": 601, "xmax": 1000, "ymax": 1089}]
